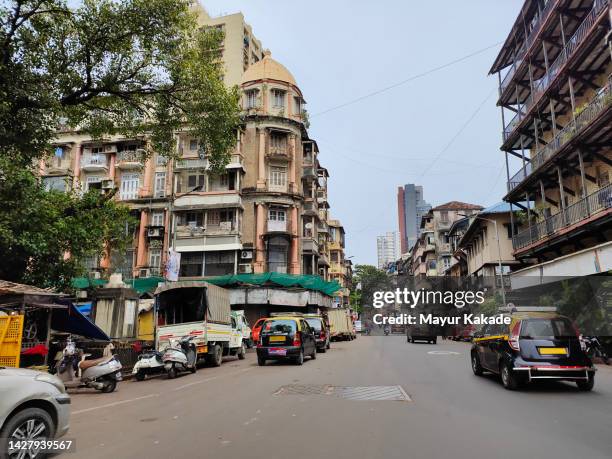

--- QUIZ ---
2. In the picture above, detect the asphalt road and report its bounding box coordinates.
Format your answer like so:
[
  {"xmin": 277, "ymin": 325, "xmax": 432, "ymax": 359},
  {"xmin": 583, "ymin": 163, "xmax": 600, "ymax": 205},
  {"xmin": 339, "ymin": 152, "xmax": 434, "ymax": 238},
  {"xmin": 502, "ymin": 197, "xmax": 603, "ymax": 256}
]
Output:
[{"xmin": 62, "ymin": 336, "xmax": 612, "ymax": 459}]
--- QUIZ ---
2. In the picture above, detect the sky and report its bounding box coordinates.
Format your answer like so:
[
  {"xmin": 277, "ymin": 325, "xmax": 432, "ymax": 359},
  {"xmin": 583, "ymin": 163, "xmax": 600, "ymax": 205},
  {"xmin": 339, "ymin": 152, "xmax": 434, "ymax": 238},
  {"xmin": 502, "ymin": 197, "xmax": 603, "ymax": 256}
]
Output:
[{"xmin": 203, "ymin": 0, "xmax": 524, "ymax": 266}]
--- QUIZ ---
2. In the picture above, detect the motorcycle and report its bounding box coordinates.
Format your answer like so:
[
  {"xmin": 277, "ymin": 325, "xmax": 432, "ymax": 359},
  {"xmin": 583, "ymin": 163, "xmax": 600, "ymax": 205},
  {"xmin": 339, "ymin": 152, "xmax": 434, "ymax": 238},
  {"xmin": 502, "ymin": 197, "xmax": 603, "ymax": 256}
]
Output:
[
  {"xmin": 584, "ymin": 336, "xmax": 609, "ymax": 365},
  {"xmin": 132, "ymin": 346, "xmax": 165, "ymax": 381},
  {"xmin": 54, "ymin": 339, "xmax": 123, "ymax": 393},
  {"xmin": 162, "ymin": 335, "xmax": 198, "ymax": 379},
  {"xmin": 384, "ymin": 326, "xmax": 390, "ymax": 336}
]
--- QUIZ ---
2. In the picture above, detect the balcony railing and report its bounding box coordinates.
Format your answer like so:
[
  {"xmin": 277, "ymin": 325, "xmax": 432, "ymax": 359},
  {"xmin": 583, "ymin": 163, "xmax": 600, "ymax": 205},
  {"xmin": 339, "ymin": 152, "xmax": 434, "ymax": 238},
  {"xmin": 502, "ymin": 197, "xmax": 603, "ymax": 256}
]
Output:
[
  {"xmin": 507, "ymin": 75, "xmax": 612, "ymax": 191},
  {"xmin": 175, "ymin": 158, "xmax": 207, "ymax": 170},
  {"xmin": 80, "ymin": 154, "xmax": 108, "ymax": 169},
  {"xmin": 499, "ymin": 0, "xmax": 558, "ymax": 93},
  {"xmin": 513, "ymin": 183, "xmax": 612, "ymax": 250},
  {"xmin": 503, "ymin": 0, "xmax": 608, "ymax": 141},
  {"xmin": 117, "ymin": 150, "xmax": 143, "ymax": 164}
]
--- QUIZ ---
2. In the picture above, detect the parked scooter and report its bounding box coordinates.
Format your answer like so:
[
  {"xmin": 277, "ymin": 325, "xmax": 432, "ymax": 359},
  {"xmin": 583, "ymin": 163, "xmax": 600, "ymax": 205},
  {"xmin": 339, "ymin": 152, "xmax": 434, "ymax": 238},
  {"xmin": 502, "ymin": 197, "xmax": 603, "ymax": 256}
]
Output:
[
  {"xmin": 132, "ymin": 346, "xmax": 165, "ymax": 381},
  {"xmin": 384, "ymin": 325, "xmax": 390, "ymax": 336},
  {"xmin": 162, "ymin": 335, "xmax": 197, "ymax": 378},
  {"xmin": 54, "ymin": 339, "xmax": 123, "ymax": 393},
  {"xmin": 584, "ymin": 336, "xmax": 609, "ymax": 364}
]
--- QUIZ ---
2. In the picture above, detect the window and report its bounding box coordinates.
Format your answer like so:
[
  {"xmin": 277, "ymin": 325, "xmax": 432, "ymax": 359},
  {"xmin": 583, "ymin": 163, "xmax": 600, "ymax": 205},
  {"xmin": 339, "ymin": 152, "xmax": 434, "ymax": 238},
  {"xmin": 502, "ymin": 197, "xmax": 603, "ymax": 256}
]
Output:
[
  {"xmin": 187, "ymin": 174, "xmax": 205, "ymax": 189},
  {"xmin": 204, "ymin": 251, "xmax": 235, "ymax": 276},
  {"xmin": 208, "ymin": 209, "xmax": 234, "ymax": 228},
  {"xmin": 149, "ymin": 249, "xmax": 162, "ymax": 269},
  {"xmin": 269, "ymin": 166, "xmax": 287, "ymax": 190},
  {"xmin": 151, "ymin": 211, "xmax": 164, "ymax": 227},
  {"xmin": 268, "ymin": 208, "xmax": 286, "ymax": 222},
  {"xmin": 270, "ymin": 132, "xmax": 287, "ymax": 152},
  {"xmin": 43, "ymin": 176, "xmax": 69, "ymax": 192},
  {"xmin": 85, "ymin": 175, "xmax": 102, "ymax": 191},
  {"xmin": 179, "ymin": 252, "xmax": 203, "ymax": 277},
  {"xmin": 120, "ymin": 173, "xmax": 140, "ymax": 200},
  {"xmin": 245, "ymin": 89, "xmax": 259, "ymax": 109},
  {"xmin": 440, "ymin": 211, "xmax": 449, "ymax": 223},
  {"xmin": 271, "ymin": 89, "xmax": 285, "ymax": 108},
  {"xmin": 154, "ymin": 172, "xmax": 166, "ymax": 197},
  {"xmin": 182, "ymin": 212, "xmax": 203, "ymax": 227},
  {"xmin": 189, "ymin": 139, "xmax": 198, "ymax": 151},
  {"xmin": 294, "ymin": 97, "xmax": 302, "ymax": 114},
  {"xmin": 267, "ymin": 235, "xmax": 289, "ymax": 273}
]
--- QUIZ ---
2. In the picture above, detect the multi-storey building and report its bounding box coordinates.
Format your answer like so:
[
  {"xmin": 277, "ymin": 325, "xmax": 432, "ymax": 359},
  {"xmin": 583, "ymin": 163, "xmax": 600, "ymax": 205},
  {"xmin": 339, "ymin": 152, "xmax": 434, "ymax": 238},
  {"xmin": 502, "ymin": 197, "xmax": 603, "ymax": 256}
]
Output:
[
  {"xmin": 491, "ymin": 0, "xmax": 611, "ymax": 282},
  {"xmin": 397, "ymin": 184, "xmax": 431, "ymax": 253},
  {"xmin": 328, "ymin": 219, "xmax": 350, "ymax": 306},
  {"xmin": 44, "ymin": 50, "xmax": 342, "ymax": 282},
  {"xmin": 193, "ymin": 4, "xmax": 264, "ymax": 87},
  {"xmin": 376, "ymin": 232, "xmax": 401, "ymax": 269}
]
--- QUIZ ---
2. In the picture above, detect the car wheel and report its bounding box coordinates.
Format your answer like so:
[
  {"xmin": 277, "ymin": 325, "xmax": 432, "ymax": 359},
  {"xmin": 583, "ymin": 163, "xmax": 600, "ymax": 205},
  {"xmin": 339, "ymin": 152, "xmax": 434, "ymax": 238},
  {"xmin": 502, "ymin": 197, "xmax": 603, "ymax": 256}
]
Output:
[
  {"xmin": 212, "ymin": 344, "xmax": 223, "ymax": 367},
  {"xmin": 257, "ymin": 355, "xmax": 266, "ymax": 366},
  {"xmin": 433, "ymin": 338, "xmax": 437, "ymax": 344},
  {"xmin": 135, "ymin": 370, "xmax": 146, "ymax": 381},
  {"xmin": 238, "ymin": 343, "xmax": 246, "ymax": 360},
  {"xmin": 0, "ymin": 407, "xmax": 55, "ymax": 458},
  {"xmin": 576, "ymin": 373, "xmax": 595, "ymax": 391},
  {"xmin": 318, "ymin": 346, "xmax": 326, "ymax": 353},
  {"xmin": 500, "ymin": 362, "xmax": 519, "ymax": 390},
  {"xmin": 326, "ymin": 340, "xmax": 331, "ymax": 350},
  {"xmin": 471, "ymin": 352, "xmax": 483, "ymax": 376},
  {"xmin": 295, "ymin": 349, "xmax": 304, "ymax": 366}
]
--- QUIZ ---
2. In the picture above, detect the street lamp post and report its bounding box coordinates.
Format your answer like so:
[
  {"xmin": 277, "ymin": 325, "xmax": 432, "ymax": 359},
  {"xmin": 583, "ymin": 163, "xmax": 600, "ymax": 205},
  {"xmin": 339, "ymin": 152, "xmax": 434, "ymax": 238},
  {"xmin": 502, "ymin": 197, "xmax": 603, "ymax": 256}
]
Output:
[{"xmin": 460, "ymin": 214, "xmax": 507, "ymax": 309}]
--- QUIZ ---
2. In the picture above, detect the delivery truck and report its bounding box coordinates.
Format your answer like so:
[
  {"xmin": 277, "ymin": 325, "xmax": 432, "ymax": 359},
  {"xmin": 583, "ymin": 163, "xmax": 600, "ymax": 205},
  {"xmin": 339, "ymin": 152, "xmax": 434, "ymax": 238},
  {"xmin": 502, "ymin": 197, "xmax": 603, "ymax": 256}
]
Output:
[
  {"xmin": 327, "ymin": 308, "xmax": 355, "ymax": 341},
  {"xmin": 155, "ymin": 281, "xmax": 246, "ymax": 366}
]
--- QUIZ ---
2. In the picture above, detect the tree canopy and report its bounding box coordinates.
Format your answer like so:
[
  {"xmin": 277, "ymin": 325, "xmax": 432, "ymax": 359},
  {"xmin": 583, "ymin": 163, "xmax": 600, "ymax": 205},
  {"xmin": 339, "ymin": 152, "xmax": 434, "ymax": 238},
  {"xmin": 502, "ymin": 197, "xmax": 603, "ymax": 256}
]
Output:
[
  {"xmin": 352, "ymin": 264, "xmax": 392, "ymax": 312},
  {"xmin": 1, "ymin": 0, "xmax": 241, "ymax": 170}
]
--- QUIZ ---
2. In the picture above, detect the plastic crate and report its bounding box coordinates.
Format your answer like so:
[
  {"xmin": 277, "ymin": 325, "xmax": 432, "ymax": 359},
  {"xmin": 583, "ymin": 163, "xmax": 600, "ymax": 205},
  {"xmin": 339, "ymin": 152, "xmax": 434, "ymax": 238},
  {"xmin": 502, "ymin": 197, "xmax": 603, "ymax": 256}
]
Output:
[{"xmin": 0, "ymin": 315, "xmax": 24, "ymax": 368}]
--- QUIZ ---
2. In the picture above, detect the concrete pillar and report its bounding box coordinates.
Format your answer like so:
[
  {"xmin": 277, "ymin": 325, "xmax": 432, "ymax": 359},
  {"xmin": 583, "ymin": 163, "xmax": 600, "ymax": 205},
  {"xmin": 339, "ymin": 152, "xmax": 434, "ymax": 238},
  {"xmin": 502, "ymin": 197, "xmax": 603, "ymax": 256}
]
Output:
[
  {"xmin": 109, "ymin": 154, "xmax": 116, "ymax": 180},
  {"xmin": 136, "ymin": 210, "xmax": 148, "ymax": 267},
  {"xmin": 257, "ymin": 130, "xmax": 266, "ymax": 190},
  {"xmin": 254, "ymin": 203, "xmax": 266, "ymax": 273},
  {"xmin": 140, "ymin": 157, "xmax": 154, "ymax": 197},
  {"xmin": 162, "ymin": 209, "xmax": 170, "ymax": 267},
  {"xmin": 289, "ymin": 134, "xmax": 296, "ymax": 193},
  {"xmin": 289, "ymin": 206, "xmax": 300, "ymax": 274}
]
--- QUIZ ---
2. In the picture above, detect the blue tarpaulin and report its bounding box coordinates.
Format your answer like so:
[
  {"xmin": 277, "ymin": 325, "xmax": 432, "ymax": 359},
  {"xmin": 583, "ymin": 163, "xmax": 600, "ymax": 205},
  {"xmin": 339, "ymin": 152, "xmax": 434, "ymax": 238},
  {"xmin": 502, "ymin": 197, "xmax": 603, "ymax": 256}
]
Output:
[{"xmin": 51, "ymin": 300, "xmax": 110, "ymax": 341}]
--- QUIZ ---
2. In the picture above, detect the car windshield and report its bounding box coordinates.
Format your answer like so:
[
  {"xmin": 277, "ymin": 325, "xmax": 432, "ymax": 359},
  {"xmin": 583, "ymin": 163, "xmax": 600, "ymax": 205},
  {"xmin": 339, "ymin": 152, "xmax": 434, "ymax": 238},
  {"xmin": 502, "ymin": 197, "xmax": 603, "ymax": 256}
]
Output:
[
  {"xmin": 520, "ymin": 318, "xmax": 575, "ymax": 338},
  {"xmin": 262, "ymin": 320, "xmax": 296, "ymax": 334},
  {"xmin": 305, "ymin": 318, "xmax": 322, "ymax": 332}
]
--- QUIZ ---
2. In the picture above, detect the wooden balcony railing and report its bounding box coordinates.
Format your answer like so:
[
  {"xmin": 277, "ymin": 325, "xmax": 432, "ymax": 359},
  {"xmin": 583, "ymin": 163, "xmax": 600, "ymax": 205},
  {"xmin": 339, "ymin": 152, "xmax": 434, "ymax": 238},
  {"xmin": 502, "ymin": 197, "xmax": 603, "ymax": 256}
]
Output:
[
  {"xmin": 507, "ymin": 74, "xmax": 612, "ymax": 191},
  {"xmin": 513, "ymin": 183, "xmax": 612, "ymax": 250},
  {"xmin": 503, "ymin": 0, "xmax": 608, "ymax": 141}
]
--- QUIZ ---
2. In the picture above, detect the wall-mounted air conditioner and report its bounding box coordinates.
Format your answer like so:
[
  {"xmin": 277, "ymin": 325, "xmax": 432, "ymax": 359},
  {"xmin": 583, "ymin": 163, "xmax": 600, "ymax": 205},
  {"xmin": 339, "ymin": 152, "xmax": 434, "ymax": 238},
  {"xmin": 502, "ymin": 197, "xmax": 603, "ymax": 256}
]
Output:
[
  {"xmin": 147, "ymin": 227, "xmax": 162, "ymax": 238},
  {"xmin": 139, "ymin": 268, "xmax": 150, "ymax": 278},
  {"xmin": 238, "ymin": 264, "xmax": 252, "ymax": 274},
  {"xmin": 101, "ymin": 179, "xmax": 115, "ymax": 190},
  {"xmin": 89, "ymin": 271, "xmax": 101, "ymax": 279},
  {"xmin": 241, "ymin": 250, "xmax": 253, "ymax": 259}
]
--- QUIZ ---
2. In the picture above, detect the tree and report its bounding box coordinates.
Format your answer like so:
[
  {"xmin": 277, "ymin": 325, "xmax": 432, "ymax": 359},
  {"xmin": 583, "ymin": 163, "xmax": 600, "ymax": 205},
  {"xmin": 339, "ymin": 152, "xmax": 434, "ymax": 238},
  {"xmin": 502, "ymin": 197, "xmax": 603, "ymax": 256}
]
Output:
[
  {"xmin": 0, "ymin": 157, "xmax": 135, "ymax": 290},
  {"xmin": 0, "ymin": 0, "xmax": 241, "ymax": 171},
  {"xmin": 352, "ymin": 265, "xmax": 392, "ymax": 313}
]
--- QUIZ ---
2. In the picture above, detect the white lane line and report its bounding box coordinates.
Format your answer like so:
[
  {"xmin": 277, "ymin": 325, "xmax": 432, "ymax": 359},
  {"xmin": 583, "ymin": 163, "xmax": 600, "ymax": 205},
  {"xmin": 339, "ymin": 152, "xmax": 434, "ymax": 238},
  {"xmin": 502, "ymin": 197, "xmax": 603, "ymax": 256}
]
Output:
[
  {"xmin": 171, "ymin": 367, "xmax": 254, "ymax": 392},
  {"xmin": 72, "ymin": 394, "xmax": 160, "ymax": 415}
]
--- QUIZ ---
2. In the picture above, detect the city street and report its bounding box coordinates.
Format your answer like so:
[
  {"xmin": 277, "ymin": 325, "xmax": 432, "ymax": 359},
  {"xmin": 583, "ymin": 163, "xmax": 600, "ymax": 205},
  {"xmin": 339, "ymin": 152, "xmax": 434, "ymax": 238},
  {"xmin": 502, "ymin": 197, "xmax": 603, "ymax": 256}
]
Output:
[{"xmin": 63, "ymin": 336, "xmax": 612, "ymax": 459}]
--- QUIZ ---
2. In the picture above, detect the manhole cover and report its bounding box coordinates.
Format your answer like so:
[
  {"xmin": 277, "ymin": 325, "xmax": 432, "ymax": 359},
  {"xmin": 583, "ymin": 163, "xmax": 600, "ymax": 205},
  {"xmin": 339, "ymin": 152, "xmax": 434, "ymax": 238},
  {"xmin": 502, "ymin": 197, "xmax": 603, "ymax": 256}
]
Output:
[
  {"xmin": 274, "ymin": 385, "xmax": 411, "ymax": 401},
  {"xmin": 427, "ymin": 351, "xmax": 460, "ymax": 355}
]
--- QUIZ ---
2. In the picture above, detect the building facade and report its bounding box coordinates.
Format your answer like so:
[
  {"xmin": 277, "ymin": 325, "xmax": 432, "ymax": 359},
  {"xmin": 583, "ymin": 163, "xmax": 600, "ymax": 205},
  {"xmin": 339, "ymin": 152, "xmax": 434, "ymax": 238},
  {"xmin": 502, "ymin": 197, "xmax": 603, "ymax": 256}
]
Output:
[
  {"xmin": 491, "ymin": 0, "xmax": 612, "ymax": 284},
  {"xmin": 376, "ymin": 232, "xmax": 401, "ymax": 269},
  {"xmin": 397, "ymin": 184, "xmax": 431, "ymax": 253}
]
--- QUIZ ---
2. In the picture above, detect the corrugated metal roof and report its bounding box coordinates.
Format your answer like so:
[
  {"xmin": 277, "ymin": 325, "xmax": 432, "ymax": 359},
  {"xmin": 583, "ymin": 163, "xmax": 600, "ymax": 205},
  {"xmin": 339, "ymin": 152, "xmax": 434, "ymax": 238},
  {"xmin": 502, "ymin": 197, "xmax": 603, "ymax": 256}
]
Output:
[{"xmin": 0, "ymin": 280, "xmax": 59, "ymax": 296}]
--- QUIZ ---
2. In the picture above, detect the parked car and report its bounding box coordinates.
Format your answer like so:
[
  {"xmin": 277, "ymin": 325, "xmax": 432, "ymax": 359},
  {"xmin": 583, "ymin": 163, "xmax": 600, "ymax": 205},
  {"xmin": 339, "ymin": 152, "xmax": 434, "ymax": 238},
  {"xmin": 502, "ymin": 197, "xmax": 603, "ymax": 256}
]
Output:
[
  {"xmin": 257, "ymin": 316, "xmax": 317, "ymax": 366},
  {"xmin": 407, "ymin": 324, "xmax": 437, "ymax": 344},
  {"xmin": 471, "ymin": 312, "xmax": 596, "ymax": 391},
  {"xmin": 304, "ymin": 314, "xmax": 331, "ymax": 353},
  {"xmin": 0, "ymin": 367, "xmax": 71, "ymax": 458},
  {"xmin": 251, "ymin": 318, "xmax": 267, "ymax": 346}
]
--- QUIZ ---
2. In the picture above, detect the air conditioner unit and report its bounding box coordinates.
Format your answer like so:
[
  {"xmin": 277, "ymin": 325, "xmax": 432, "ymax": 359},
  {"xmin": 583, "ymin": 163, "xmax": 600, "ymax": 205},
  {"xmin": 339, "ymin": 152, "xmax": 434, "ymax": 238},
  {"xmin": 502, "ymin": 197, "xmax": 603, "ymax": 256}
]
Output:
[
  {"xmin": 241, "ymin": 250, "xmax": 253, "ymax": 260},
  {"xmin": 89, "ymin": 271, "xmax": 101, "ymax": 279},
  {"xmin": 147, "ymin": 227, "xmax": 162, "ymax": 238},
  {"xmin": 101, "ymin": 179, "xmax": 115, "ymax": 190},
  {"xmin": 238, "ymin": 263, "xmax": 252, "ymax": 274},
  {"xmin": 104, "ymin": 145, "xmax": 117, "ymax": 153},
  {"xmin": 139, "ymin": 268, "xmax": 150, "ymax": 278}
]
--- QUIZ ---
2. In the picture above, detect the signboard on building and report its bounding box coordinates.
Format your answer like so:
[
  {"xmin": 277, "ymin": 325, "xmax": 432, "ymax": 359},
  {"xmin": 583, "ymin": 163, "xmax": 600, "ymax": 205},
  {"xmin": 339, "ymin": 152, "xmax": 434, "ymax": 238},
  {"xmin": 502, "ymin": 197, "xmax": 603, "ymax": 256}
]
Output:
[{"xmin": 165, "ymin": 250, "xmax": 181, "ymax": 281}]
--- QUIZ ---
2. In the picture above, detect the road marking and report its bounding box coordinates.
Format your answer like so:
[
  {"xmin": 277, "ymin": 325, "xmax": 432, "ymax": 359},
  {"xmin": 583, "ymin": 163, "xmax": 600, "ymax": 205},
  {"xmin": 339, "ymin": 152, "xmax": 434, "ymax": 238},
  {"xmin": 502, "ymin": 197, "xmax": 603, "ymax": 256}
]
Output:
[
  {"xmin": 171, "ymin": 367, "xmax": 254, "ymax": 392},
  {"xmin": 72, "ymin": 394, "xmax": 160, "ymax": 415},
  {"xmin": 427, "ymin": 350, "xmax": 461, "ymax": 355}
]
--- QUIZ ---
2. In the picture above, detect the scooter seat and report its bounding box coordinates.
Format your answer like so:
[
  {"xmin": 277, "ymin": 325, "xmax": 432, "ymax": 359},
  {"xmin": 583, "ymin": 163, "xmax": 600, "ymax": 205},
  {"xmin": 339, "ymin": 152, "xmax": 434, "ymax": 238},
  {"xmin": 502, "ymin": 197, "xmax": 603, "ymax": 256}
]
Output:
[{"xmin": 79, "ymin": 356, "xmax": 113, "ymax": 370}]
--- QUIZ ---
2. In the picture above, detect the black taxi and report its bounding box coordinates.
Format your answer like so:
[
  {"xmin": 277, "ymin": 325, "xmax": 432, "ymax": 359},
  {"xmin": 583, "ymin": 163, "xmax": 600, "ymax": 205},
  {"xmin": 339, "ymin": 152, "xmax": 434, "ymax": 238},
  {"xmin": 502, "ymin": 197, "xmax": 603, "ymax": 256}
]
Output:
[
  {"xmin": 471, "ymin": 312, "xmax": 596, "ymax": 391},
  {"xmin": 256, "ymin": 315, "xmax": 317, "ymax": 366}
]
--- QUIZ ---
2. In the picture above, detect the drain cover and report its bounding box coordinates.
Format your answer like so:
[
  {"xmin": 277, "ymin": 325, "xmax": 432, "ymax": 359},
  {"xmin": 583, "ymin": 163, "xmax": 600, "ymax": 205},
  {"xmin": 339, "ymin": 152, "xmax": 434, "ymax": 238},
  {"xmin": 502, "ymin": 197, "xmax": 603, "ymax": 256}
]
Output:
[{"xmin": 274, "ymin": 384, "xmax": 411, "ymax": 401}]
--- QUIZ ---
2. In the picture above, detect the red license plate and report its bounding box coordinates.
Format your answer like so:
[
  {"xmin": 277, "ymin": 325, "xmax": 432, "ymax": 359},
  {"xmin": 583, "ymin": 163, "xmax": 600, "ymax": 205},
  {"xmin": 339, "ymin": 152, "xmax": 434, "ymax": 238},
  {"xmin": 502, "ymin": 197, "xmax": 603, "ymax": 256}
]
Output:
[{"xmin": 268, "ymin": 348, "xmax": 287, "ymax": 356}]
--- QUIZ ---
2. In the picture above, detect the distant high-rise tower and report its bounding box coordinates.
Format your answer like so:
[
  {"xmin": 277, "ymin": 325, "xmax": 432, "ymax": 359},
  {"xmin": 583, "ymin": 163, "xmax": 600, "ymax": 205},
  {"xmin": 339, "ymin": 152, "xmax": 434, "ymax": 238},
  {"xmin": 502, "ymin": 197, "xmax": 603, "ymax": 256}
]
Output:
[
  {"xmin": 377, "ymin": 232, "xmax": 401, "ymax": 269},
  {"xmin": 397, "ymin": 184, "xmax": 431, "ymax": 253}
]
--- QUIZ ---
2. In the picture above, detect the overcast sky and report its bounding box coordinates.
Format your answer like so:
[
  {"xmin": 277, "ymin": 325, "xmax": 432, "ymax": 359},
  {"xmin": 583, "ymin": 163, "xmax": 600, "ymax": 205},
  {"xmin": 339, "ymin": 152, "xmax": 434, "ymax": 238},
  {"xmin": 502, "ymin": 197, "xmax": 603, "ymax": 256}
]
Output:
[{"xmin": 203, "ymin": 0, "xmax": 524, "ymax": 266}]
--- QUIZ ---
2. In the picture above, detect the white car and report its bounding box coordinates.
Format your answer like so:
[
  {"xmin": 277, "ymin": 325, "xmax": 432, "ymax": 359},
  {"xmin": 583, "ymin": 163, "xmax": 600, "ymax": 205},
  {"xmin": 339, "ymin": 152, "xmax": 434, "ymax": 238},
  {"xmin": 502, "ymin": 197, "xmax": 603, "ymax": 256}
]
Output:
[{"xmin": 0, "ymin": 367, "xmax": 70, "ymax": 458}]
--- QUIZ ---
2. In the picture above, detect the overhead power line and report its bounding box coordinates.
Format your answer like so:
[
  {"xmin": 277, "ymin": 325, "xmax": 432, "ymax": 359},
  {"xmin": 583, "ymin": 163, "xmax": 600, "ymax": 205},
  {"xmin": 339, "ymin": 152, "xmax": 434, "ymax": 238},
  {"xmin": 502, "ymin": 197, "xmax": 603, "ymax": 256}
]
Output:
[{"xmin": 311, "ymin": 41, "xmax": 503, "ymax": 118}]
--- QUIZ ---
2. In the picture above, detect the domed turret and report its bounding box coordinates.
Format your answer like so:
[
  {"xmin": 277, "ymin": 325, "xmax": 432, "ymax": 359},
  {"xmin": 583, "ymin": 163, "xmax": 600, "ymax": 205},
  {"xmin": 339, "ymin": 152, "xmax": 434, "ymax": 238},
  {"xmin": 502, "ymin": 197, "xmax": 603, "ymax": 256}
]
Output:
[{"xmin": 241, "ymin": 50, "xmax": 297, "ymax": 87}]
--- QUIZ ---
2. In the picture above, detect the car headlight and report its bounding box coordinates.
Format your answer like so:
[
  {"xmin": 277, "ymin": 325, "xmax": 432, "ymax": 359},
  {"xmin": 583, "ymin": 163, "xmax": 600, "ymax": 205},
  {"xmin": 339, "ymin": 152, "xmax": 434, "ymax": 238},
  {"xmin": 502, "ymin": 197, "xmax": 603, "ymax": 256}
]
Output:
[{"xmin": 35, "ymin": 373, "xmax": 66, "ymax": 393}]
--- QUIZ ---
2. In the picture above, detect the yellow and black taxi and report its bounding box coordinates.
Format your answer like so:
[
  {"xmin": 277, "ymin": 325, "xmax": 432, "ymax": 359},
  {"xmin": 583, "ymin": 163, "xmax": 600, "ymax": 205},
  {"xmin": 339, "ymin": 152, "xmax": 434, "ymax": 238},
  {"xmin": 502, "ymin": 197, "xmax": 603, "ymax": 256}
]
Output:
[
  {"xmin": 256, "ymin": 315, "xmax": 317, "ymax": 366},
  {"xmin": 471, "ymin": 312, "xmax": 596, "ymax": 391}
]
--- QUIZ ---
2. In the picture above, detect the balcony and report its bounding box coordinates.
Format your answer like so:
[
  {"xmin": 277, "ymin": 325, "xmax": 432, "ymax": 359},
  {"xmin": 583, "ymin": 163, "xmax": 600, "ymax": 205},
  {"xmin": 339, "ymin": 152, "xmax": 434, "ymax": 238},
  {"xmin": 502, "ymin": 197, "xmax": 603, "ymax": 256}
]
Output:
[
  {"xmin": 302, "ymin": 237, "xmax": 319, "ymax": 253},
  {"xmin": 503, "ymin": 0, "xmax": 609, "ymax": 142},
  {"xmin": 175, "ymin": 158, "xmax": 208, "ymax": 170},
  {"xmin": 80, "ymin": 154, "xmax": 109, "ymax": 172},
  {"xmin": 303, "ymin": 166, "xmax": 317, "ymax": 179},
  {"xmin": 176, "ymin": 221, "xmax": 238, "ymax": 239},
  {"xmin": 116, "ymin": 150, "xmax": 143, "ymax": 169},
  {"xmin": 499, "ymin": 0, "xmax": 558, "ymax": 94},
  {"xmin": 303, "ymin": 199, "xmax": 318, "ymax": 215},
  {"xmin": 507, "ymin": 75, "xmax": 612, "ymax": 192},
  {"xmin": 267, "ymin": 145, "xmax": 292, "ymax": 159},
  {"xmin": 267, "ymin": 219, "xmax": 287, "ymax": 233},
  {"xmin": 513, "ymin": 183, "xmax": 612, "ymax": 251}
]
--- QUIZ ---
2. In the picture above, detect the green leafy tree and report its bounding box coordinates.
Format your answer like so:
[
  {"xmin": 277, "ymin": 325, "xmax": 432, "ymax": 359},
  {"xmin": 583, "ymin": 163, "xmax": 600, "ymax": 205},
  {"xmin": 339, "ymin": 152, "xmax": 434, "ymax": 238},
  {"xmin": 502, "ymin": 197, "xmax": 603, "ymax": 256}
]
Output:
[
  {"xmin": 352, "ymin": 264, "xmax": 392, "ymax": 313},
  {"xmin": 1, "ymin": 0, "xmax": 241, "ymax": 171},
  {"xmin": 0, "ymin": 157, "xmax": 135, "ymax": 290}
]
